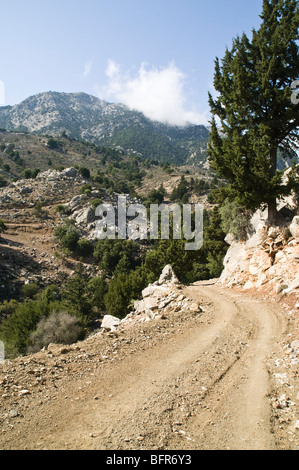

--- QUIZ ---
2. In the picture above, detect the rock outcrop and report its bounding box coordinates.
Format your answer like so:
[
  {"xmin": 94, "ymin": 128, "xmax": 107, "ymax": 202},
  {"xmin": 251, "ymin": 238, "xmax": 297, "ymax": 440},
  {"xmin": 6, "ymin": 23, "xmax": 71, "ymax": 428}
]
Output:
[
  {"xmin": 100, "ymin": 265, "xmax": 202, "ymax": 332},
  {"xmin": 101, "ymin": 315, "xmax": 121, "ymax": 332},
  {"xmin": 219, "ymin": 213, "xmax": 299, "ymax": 301}
]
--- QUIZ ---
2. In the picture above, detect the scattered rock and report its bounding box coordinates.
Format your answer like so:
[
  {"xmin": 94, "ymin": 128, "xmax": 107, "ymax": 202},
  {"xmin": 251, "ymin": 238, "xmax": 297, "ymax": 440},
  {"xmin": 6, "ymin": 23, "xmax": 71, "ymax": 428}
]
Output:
[
  {"xmin": 9, "ymin": 409, "xmax": 19, "ymax": 418},
  {"xmin": 101, "ymin": 315, "xmax": 121, "ymax": 332},
  {"xmin": 118, "ymin": 266, "xmax": 202, "ymax": 330},
  {"xmin": 18, "ymin": 389, "xmax": 30, "ymax": 396},
  {"xmin": 60, "ymin": 168, "xmax": 78, "ymax": 178},
  {"xmin": 47, "ymin": 344, "xmax": 70, "ymax": 356}
]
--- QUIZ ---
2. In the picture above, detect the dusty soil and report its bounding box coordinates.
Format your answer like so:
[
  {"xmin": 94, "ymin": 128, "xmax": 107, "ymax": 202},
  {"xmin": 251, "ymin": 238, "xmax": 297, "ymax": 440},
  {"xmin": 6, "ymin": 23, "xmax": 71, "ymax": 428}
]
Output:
[{"xmin": 0, "ymin": 280, "xmax": 297, "ymax": 451}]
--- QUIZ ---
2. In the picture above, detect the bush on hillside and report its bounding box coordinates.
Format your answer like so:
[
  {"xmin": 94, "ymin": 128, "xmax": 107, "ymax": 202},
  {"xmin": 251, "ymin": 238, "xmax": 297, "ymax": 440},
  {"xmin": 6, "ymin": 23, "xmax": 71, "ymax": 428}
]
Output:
[
  {"xmin": 219, "ymin": 200, "xmax": 253, "ymax": 241},
  {"xmin": 22, "ymin": 283, "xmax": 39, "ymax": 299},
  {"xmin": 28, "ymin": 311, "xmax": 84, "ymax": 354},
  {"xmin": 0, "ymin": 300, "xmax": 62, "ymax": 357}
]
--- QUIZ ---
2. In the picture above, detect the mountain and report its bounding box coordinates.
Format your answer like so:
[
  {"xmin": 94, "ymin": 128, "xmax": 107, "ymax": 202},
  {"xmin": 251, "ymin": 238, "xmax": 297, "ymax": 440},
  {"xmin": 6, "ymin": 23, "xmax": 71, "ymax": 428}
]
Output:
[{"xmin": 0, "ymin": 92, "xmax": 209, "ymax": 165}]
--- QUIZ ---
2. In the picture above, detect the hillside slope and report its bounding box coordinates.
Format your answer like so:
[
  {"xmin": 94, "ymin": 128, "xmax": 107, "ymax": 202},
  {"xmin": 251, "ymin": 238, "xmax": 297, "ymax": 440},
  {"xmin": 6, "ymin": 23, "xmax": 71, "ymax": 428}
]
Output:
[{"xmin": 0, "ymin": 92, "xmax": 209, "ymax": 164}]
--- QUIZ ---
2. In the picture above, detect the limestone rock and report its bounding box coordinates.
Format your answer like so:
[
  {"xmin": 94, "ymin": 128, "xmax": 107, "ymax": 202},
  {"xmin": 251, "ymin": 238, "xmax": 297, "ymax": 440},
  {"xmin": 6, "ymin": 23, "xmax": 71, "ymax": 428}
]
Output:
[
  {"xmin": 75, "ymin": 207, "xmax": 95, "ymax": 225},
  {"xmin": 68, "ymin": 195, "xmax": 87, "ymax": 211},
  {"xmin": 61, "ymin": 168, "xmax": 78, "ymax": 178},
  {"xmin": 157, "ymin": 265, "xmax": 180, "ymax": 286},
  {"xmin": 101, "ymin": 315, "xmax": 121, "ymax": 332},
  {"xmin": 141, "ymin": 284, "xmax": 171, "ymax": 299},
  {"xmin": 20, "ymin": 187, "xmax": 33, "ymax": 195},
  {"xmin": 219, "ymin": 217, "xmax": 299, "ymax": 299}
]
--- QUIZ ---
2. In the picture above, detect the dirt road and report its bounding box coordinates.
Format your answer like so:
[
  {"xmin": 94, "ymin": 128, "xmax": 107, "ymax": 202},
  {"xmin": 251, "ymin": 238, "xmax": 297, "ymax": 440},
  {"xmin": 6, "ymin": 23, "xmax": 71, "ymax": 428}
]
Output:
[{"xmin": 0, "ymin": 281, "xmax": 295, "ymax": 450}]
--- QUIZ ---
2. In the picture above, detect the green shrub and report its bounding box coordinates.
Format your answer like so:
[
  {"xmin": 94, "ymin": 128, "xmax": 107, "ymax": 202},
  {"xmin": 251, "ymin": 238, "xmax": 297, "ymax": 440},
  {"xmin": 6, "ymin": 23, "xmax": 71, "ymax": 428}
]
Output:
[
  {"xmin": 90, "ymin": 198, "xmax": 103, "ymax": 209},
  {"xmin": 143, "ymin": 239, "xmax": 192, "ymax": 284},
  {"xmin": 62, "ymin": 230, "xmax": 80, "ymax": 252},
  {"xmin": 76, "ymin": 238, "xmax": 94, "ymax": 257},
  {"xmin": 55, "ymin": 224, "xmax": 80, "ymax": 252},
  {"xmin": 63, "ymin": 262, "xmax": 92, "ymax": 320},
  {"xmin": 94, "ymin": 239, "xmax": 142, "ymax": 275},
  {"xmin": 28, "ymin": 311, "xmax": 84, "ymax": 354},
  {"xmin": 33, "ymin": 202, "xmax": 48, "ymax": 219},
  {"xmin": 143, "ymin": 185, "xmax": 166, "ymax": 207},
  {"xmin": 47, "ymin": 137, "xmax": 60, "ymax": 150},
  {"xmin": 22, "ymin": 283, "xmax": 39, "ymax": 299},
  {"xmin": 219, "ymin": 200, "xmax": 253, "ymax": 241},
  {"xmin": 87, "ymin": 276, "xmax": 108, "ymax": 314},
  {"xmin": 0, "ymin": 299, "xmax": 18, "ymax": 322},
  {"xmin": 41, "ymin": 284, "xmax": 61, "ymax": 303},
  {"xmin": 55, "ymin": 204, "xmax": 71, "ymax": 215},
  {"xmin": 104, "ymin": 268, "xmax": 147, "ymax": 319},
  {"xmin": 79, "ymin": 167, "xmax": 90, "ymax": 179},
  {"xmin": 22, "ymin": 168, "xmax": 32, "ymax": 179},
  {"xmin": 81, "ymin": 184, "xmax": 92, "ymax": 195},
  {"xmin": 0, "ymin": 300, "xmax": 61, "ymax": 357}
]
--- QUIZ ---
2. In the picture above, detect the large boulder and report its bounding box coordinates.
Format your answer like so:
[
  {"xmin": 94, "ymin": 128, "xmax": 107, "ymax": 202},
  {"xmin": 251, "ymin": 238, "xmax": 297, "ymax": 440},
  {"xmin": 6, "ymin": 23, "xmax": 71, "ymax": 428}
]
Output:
[
  {"xmin": 75, "ymin": 206, "xmax": 95, "ymax": 225},
  {"xmin": 101, "ymin": 315, "xmax": 121, "ymax": 332},
  {"xmin": 218, "ymin": 243, "xmax": 250, "ymax": 286},
  {"xmin": 68, "ymin": 194, "xmax": 87, "ymax": 211},
  {"xmin": 157, "ymin": 265, "xmax": 180, "ymax": 286},
  {"xmin": 61, "ymin": 168, "xmax": 78, "ymax": 178}
]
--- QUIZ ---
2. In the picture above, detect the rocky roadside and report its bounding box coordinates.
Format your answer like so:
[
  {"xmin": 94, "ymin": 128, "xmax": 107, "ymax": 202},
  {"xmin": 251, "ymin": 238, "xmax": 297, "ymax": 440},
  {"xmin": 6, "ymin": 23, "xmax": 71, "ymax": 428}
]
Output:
[
  {"xmin": 0, "ymin": 269, "xmax": 207, "ymax": 445},
  {"xmin": 219, "ymin": 215, "xmax": 299, "ymax": 450}
]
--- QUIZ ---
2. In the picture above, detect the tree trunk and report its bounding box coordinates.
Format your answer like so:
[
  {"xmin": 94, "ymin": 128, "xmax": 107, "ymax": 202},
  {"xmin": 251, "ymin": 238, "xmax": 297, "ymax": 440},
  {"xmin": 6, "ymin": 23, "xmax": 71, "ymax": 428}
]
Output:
[
  {"xmin": 267, "ymin": 198, "xmax": 278, "ymax": 225},
  {"xmin": 268, "ymin": 147, "xmax": 278, "ymax": 225}
]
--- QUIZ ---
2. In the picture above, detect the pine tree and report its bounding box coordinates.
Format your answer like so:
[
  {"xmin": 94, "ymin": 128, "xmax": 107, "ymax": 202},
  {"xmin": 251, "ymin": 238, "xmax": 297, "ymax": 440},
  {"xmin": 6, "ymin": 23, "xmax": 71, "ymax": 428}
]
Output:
[
  {"xmin": 64, "ymin": 262, "xmax": 91, "ymax": 320},
  {"xmin": 208, "ymin": 0, "xmax": 299, "ymax": 223}
]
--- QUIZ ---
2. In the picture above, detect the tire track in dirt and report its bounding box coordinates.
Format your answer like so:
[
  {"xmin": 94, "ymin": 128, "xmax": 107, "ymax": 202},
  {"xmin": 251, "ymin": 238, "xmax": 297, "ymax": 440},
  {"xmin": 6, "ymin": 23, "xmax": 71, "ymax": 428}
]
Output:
[
  {"xmin": 177, "ymin": 285, "xmax": 285, "ymax": 450},
  {"xmin": 0, "ymin": 282, "xmax": 287, "ymax": 450}
]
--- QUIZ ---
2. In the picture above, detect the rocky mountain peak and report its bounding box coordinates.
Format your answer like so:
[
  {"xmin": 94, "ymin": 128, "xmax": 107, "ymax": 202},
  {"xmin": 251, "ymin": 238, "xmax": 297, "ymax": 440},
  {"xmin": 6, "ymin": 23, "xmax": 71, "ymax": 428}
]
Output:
[{"xmin": 0, "ymin": 91, "xmax": 209, "ymax": 164}]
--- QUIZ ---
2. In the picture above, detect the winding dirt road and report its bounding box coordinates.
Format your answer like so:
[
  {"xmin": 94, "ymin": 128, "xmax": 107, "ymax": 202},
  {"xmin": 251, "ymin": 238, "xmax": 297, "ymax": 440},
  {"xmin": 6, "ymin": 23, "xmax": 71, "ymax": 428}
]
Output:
[{"xmin": 0, "ymin": 281, "xmax": 292, "ymax": 450}]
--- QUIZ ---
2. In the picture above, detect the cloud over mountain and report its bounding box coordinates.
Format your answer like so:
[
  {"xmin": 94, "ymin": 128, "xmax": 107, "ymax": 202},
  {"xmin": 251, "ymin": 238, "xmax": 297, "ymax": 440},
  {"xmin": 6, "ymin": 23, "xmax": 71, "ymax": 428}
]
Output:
[{"xmin": 101, "ymin": 60, "xmax": 208, "ymax": 127}]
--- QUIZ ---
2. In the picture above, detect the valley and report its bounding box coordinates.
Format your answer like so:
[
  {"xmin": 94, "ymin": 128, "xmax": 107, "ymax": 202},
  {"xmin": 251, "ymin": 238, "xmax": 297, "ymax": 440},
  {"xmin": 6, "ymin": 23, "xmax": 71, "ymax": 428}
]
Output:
[
  {"xmin": 1, "ymin": 0, "xmax": 298, "ymax": 455},
  {"xmin": 0, "ymin": 96, "xmax": 298, "ymax": 452}
]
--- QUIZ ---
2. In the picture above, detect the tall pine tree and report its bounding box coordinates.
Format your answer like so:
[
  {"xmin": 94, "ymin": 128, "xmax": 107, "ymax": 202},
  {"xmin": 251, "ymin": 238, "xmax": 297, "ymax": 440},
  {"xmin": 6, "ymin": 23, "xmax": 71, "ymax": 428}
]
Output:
[{"xmin": 208, "ymin": 0, "xmax": 299, "ymax": 223}]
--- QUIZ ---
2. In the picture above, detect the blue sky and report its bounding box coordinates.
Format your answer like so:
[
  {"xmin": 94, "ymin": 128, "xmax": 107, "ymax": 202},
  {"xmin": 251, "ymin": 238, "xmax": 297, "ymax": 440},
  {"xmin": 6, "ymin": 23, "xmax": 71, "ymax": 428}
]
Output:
[{"xmin": 0, "ymin": 0, "xmax": 264, "ymax": 125}]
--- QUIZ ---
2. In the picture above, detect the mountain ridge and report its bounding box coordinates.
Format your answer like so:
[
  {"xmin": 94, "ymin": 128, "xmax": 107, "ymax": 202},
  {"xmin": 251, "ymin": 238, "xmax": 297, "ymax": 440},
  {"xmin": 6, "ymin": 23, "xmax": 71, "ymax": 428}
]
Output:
[{"xmin": 0, "ymin": 91, "xmax": 209, "ymax": 164}]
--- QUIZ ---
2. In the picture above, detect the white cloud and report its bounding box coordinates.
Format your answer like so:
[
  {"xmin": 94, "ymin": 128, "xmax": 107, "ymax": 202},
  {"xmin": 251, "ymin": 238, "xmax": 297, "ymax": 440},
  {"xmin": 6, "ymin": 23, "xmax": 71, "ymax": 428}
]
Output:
[
  {"xmin": 100, "ymin": 60, "xmax": 208, "ymax": 126},
  {"xmin": 106, "ymin": 59, "xmax": 120, "ymax": 79},
  {"xmin": 83, "ymin": 60, "xmax": 93, "ymax": 78}
]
